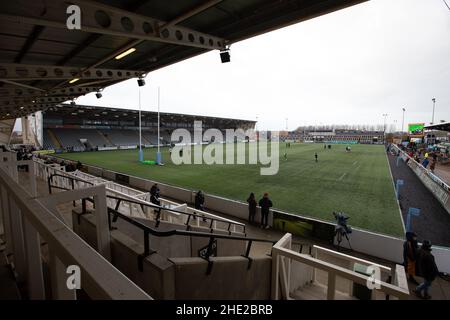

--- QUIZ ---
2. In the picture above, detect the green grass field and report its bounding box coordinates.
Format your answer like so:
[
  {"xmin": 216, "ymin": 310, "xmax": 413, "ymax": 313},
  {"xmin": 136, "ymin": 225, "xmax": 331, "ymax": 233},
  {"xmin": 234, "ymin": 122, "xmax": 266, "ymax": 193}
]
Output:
[{"xmin": 59, "ymin": 143, "xmax": 404, "ymax": 236}]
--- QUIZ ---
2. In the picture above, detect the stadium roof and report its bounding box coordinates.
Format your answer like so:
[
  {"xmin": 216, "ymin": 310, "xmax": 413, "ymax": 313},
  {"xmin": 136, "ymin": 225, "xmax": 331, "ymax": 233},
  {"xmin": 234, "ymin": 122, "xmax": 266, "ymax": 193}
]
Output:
[
  {"xmin": 0, "ymin": 0, "xmax": 367, "ymax": 120},
  {"xmin": 424, "ymin": 122, "xmax": 450, "ymax": 132},
  {"xmin": 44, "ymin": 103, "xmax": 255, "ymax": 125}
]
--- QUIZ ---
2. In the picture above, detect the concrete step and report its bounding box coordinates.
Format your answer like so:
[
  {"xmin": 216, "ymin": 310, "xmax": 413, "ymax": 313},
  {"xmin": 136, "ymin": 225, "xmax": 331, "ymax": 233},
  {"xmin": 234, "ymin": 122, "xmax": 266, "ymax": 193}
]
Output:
[
  {"xmin": 291, "ymin": 281, "xmax": 356, "ymax": 300},
  {"xmin": 0, "ymin": 251, "xmax": 21, "ymax": 300}
]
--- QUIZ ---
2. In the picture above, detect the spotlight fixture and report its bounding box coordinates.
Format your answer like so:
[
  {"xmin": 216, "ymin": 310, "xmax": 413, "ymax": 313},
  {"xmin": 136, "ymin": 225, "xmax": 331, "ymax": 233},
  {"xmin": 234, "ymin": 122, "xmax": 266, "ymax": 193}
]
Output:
[
  {"xmin": 220, "ymin": 49, "xmax": 231, "ymax": 63},
  {"xmin": 137, "ymin": 77, "xmax": 146, "ymax": 87},
  {"xmin": 70, "ymin": 100, "xmax": 76, "ymax": 106},
  {"xmin": 95, "ymin": 91, "xmax": 102, "ymax": 99}
]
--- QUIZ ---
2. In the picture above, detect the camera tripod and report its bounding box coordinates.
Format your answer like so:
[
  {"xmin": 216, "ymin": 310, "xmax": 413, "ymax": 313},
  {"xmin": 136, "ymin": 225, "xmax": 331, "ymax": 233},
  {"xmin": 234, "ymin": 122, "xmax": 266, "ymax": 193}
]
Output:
[{"xmin": 334, "ymin": 228, "xmax": 353, "ymax": 251}]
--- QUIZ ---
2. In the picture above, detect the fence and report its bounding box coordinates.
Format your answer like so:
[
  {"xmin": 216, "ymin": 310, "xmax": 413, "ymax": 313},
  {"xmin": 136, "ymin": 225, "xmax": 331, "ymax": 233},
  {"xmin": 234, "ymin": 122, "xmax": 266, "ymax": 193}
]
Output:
[{"xmin": 34, "ymin": 158, "xmax": 245, "ymax": 234}]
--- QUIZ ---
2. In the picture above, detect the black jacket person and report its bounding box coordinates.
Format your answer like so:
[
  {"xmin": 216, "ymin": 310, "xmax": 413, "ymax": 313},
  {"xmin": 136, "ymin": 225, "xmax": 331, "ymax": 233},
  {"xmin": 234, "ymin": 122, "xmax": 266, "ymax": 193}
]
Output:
[{"xmin": 258, "ymin": 193, "xmax": 273, "ymax": 229}]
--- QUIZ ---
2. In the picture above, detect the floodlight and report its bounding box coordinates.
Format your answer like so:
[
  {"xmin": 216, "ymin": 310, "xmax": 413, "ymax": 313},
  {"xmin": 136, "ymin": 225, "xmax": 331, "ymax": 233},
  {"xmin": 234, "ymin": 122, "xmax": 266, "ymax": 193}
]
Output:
[{"xmin": 220, "ymin": 49, "xmax": 230, "ymax": 63}]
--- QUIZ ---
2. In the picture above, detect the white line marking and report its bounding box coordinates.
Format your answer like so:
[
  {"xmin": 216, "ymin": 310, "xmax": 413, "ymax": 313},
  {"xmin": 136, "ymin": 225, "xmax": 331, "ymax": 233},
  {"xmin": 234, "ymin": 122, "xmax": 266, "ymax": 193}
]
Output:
[
  {"xmin": 353, "ymin": 161, "xmax": 358, "ymax": 166},
  {"xmin": 338, "ymin": 173, "xmax": 347, "ymax": 181}
]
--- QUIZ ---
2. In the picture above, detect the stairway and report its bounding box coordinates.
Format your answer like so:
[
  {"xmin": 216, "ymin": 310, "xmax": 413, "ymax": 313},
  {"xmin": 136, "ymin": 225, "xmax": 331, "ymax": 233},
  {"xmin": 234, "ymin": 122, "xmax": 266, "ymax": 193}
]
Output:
[
  {"xmin": 291, "ymin": 281, "xmax": 355, "ymax": 300},
  {"xmin": 47, "ymin": 129, "xmax": 62, "ymax": 149},
  {"xmin": 97, "ymin": 130, "xmax": 114, "ymax": 146}
]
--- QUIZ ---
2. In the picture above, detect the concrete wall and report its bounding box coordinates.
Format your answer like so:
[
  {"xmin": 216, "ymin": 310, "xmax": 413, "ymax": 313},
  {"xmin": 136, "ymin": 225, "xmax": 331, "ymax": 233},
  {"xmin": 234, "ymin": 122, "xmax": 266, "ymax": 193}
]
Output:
[
  {"xmin": 169, "ymin": 256, "xmax": 272, "ymax": 300},
  {"xmin": 73, "ymin": 209, "xmax": 245, "ymax": 259},
  {"xmin": 71, "ymin": 209, "xmax": 272, "ymax": 299},
  {"xmin": 71, "ymin": 210, "xmax": 176, "ymax": 299}
]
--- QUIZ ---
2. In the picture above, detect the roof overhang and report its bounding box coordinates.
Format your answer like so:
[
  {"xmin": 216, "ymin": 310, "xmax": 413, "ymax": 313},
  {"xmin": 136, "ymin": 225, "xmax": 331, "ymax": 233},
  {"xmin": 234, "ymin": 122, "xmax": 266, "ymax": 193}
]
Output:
[{"xmin": 0, "ymin": 0, "xmax": 368, "ymax": 119}]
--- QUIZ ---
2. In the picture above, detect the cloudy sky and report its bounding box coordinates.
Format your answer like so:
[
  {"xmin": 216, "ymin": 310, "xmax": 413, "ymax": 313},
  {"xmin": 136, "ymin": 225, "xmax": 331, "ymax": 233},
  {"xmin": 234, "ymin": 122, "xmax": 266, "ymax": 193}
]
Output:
[{"xmin": 74, "ymin": 0, "xmax": 450, "ymax": 131}]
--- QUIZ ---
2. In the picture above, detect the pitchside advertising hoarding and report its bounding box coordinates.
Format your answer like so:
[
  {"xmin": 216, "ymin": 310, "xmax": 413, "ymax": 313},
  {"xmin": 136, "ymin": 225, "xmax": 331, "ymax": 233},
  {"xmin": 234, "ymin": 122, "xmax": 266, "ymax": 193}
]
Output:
[{"xmin": 408, "ymin": 123, "xmax": 425, "ymax": 136}]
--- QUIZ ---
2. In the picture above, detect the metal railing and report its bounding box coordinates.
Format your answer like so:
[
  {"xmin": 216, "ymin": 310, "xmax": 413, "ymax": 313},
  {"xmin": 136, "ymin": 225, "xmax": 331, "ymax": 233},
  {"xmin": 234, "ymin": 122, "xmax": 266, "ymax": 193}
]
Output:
[
  {"xmin": 47, "ymin": 172, "xmax": 247, "ymax": 235},
  {"xmin": 76, "ymin": 195, "xmax": 275, "ymax": 274}
]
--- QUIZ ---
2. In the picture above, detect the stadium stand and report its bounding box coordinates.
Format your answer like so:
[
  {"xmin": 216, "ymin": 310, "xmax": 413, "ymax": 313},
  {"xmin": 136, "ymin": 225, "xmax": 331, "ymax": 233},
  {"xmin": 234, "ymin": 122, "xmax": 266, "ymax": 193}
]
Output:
[
  {"xmin": 99, "ymin": 129, "xmax": 140, "ymax": 147},
  {"xmin": 52, "ymin": 128, "xmax": 111, "ymax": 150},
  {"xmin": 42, "ymin": 130, "xmax": 57, "ymax": 150},
  {"xmin": 42, "ymin": 104, "xmax": 255, "ymax": 151}
]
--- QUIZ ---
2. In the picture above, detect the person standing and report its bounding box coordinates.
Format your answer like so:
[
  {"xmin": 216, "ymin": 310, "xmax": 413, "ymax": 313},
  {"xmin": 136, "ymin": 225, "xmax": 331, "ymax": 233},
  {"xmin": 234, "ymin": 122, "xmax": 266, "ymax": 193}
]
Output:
[
  {"xmin": 195, "ymin": 190, "xmax": 205, "ymax": 211},
  {"xmin": 403, "ymin": 232, "xmax": 419, "ymax": 285},
  {"xmin": 258, "ymin": 193, "xmax": 273, "ymax": 229},
  {"xmin": 150, "ymin": 183, "xmax": 161, "ymax": 206},
  {"xmin": 150, "ymin": 183, "xmax": 160, "ymax": 198},
  {"xmin": 429, "ymin": 159, "xmax": 436, "ymax": 173},
  {"xmin": 247, "ymin": 192, "xmax": 257, "ymax": 224},
  {"xmin": 414, "ymin": 240, "xmax": 439, "ymax": 300},
  {"xmin": 314, "ymin": 152, "xmax": 318, "ymax": 162}
]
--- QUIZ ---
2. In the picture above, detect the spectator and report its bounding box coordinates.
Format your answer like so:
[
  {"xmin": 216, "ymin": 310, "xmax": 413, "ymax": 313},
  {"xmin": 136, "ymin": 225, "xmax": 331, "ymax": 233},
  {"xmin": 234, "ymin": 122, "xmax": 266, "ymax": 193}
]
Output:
[
  {"xmin": 429, "ymin": 159, "xmax": 436, "ymax": 173},
  {"xmin": 195, "ymin": 190, "xmax": 205, "ymax": 211},
  {"xmin": 76, "ymin": 161, "xmax": 83, "ymax": 170},
  {"xmin": 150, "ymin": 183, "xmax": 160, "ymax": 198},
  {"xmin": 414, "ymin": 240, "xmax": 439, "ymax": 300},
  {"xmin": 258, "ymin": 193, "xmax": 273, "ymax": 229},
  {"xmin": 150, "ymin": 191, "xmax": 161, "ymax": 206},
  {"xmin": 422, "ymin": 158, "xmax": 430, "ymax": 168},
  {"xmin": 247, "ymin": 192, "xmax": 257, "ymax": 224},
  {"xmin": 314, "ymin": 152, "xmax": 318, "ymax": 162},
  {"xmin": 403, "ymin": 232, "xmax": 419, "ymax": 285}
]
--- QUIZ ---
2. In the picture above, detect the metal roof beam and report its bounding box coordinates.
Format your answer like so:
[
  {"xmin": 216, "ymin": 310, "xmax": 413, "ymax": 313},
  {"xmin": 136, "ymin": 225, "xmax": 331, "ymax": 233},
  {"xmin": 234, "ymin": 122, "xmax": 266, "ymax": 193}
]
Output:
[
  {"xmin": 0, "ymin": 96, "xmax": 79, "ymax": 106},
  {"xmin": 0, "ymin": 0, "xmax": 227, "ymax": 50},
  {"xmin": 0, "ymin": 80, "xmax": 46, "ymax": 92},
  {"xmin": 14, "ymin": 26, "xmax": 46, "ymax": 63},
  {"xmin": 0, "ymin": 63, "xmax": 146, "ymax": 81},
  {"xmin": 0, "ymin": 86, "xmax": 101, "ymax": 98}
]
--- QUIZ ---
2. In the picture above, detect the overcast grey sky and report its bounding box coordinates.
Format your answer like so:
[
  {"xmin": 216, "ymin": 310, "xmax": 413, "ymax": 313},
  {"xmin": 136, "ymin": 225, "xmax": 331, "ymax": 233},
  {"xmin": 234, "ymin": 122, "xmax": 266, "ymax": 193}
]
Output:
[{"xmin": 74, "ymin": 0, "xmax": 450, "ymax": 131}]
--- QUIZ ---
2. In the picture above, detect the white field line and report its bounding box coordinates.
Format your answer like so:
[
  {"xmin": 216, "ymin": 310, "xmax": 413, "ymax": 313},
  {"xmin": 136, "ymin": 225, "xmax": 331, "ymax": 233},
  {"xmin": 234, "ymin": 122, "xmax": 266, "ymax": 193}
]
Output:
[
  {"xmin": 385, "ymin": 149, "xmax": 406, "ymax": 234},
  {"xmin": 338, "ymin": 172, "xmax": 347, "ymax": 181}
]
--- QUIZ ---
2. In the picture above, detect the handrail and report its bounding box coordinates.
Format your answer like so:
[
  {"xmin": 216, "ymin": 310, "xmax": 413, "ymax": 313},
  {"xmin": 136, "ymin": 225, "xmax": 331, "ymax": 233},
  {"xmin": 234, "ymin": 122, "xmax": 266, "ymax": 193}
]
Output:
[
  {"xmin": 47, "ymin": 173, "xmax": 246, "ymax": 234},
  {"xmin": 77, "ymin": 197, "xmax": 275, "ymax": 273},
  {"xmin": 107, "ymin": 205, "xmax": 274, "ymax": 243},
  {"xmin": 313, "ymin": 245, "xmax": 392, "ymax": 274},
  {"xmin": 106, "ymin": 194, "xmax": 246, "ymax": 232}
]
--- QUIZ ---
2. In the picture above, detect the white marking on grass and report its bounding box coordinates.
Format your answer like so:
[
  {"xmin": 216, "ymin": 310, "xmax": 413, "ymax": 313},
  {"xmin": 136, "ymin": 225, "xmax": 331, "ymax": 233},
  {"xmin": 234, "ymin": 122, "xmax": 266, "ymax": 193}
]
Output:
[
  {"xmin": 355, "ymin": 164, "xmax": 361, "ymax": 171},
  {"xmin": 353, "ymin": 161, "xmax": 358, "ymax": 166},
  {"xmin": 338, "ymin": 172, "xmax": 347, "ymax": 181}
]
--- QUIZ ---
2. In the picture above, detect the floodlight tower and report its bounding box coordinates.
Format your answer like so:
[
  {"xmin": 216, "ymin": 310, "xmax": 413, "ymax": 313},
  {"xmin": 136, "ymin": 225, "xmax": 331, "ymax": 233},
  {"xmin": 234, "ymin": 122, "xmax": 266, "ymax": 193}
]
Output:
[
  {"xmin": 431, "ymin": 98, "xmax": 436, "ymax": 125},
  {"xmin": 156, "ymin": 87, "xmax": 162, "ymax": 165},
  {"xmin": 382, "ymin": 113, "xmax": 388, "ymax": 133},
  {"xmin": 401, "ymin": 108, "xmax": 406, "ymax": 133},
  {"xmin": 137, "ymin": 77, "xmax": 145, "ymax": 162}
]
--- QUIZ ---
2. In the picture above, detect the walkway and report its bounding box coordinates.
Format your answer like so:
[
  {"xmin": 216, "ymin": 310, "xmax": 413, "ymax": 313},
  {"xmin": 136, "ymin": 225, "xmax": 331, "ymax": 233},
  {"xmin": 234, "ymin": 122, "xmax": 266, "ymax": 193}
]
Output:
[{"xmin": 387, "ymin": 153, "xmax": 450, "ymax": 247}]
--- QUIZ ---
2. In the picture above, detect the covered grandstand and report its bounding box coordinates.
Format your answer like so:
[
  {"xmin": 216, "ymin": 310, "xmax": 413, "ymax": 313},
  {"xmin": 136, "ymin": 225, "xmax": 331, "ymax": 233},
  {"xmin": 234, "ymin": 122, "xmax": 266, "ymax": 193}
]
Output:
[
  {"xmin": 42, "ymin": 104, "xmax": 255, "ymax": 151},
  {"xmin": 4, "ymin": 0, "xmax": 450, "ymax": 305}
]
